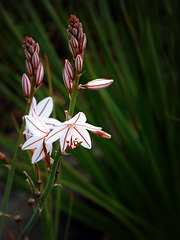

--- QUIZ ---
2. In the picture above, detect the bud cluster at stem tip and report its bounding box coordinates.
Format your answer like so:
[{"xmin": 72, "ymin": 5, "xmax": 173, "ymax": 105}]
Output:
[
  {"xmin": 67, "ymin": 15, "xmax": 87, "ymax": 60},
  {"xmin": 22, "ymin": 36, "xmax": 44, "ymax": 98}
]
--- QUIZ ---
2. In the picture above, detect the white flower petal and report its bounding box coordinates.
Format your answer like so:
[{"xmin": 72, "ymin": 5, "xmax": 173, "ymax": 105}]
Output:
[
  {"xmin": 42, "ymin": 118, "xmax": 61, "ymax": 130},
  {"xmin": 21, "ymin": 136, "xmax": 44, "ymax": 150},
  {"xmin": 45, "ymin": 125, "xmax": 68, "ymax": 144},
  {"xmin": 31, "ymin": 143, "xmax": 52, "ymax": 164},
  {"xmin": 29, "ymin": 97, "xmax": 37, "ymax": 117},
  {"xmin": 25, "ymin": 116, "xmax": 48, "ymax": 136},
  {"xmin": 68, "ymin": 112, "xmax": 87, "ymax": 124},
  {"xmin": 74, "ymin": 126, "xmax": 92, "ymax": 149},
  {"xmin": 35, "ymin": 97, "xmax": 53, "ymax": 118},
  {"xmin": 60, "ymin": 127, "xmax": 72, "ymax": 152},
  {"xmin": 32, "ymin": 145, "xmax": 45, "ymax": 163},
  {"xmin": 76, "ymin": 122, "xmax": 101, "ymax": 131}
]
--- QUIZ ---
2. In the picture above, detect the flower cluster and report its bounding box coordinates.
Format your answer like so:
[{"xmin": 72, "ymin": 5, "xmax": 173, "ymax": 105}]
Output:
[
  {"xmin": 22, "ymin": 97, "xmax": 111, "ymax": 163},
  {"xmin": 22, "ymin": 37, "xmax": 44, "ymax": 98}
]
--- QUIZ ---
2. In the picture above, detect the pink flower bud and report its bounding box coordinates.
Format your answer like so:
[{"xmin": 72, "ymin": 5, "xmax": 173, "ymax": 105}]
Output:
[
  {"xmin": 63, "ymin": 67, "xmax": 73, "ymax": 93},
  {"xmin": 65, "ymin": 60, "xmax": 74, "ymax": 80},
  {"xmin": 25, "ymin": 60, "xmax": 33, "ymax": 77},
  {"xmin": 91, "ymin": 130, "xmax": 111, "ymax": 139},
  {"xmin": 67, "ymin": 29, "xmax": 72, "ymax": 39},
  {"xmin": 80, "ymin": 79, "xmax": 114, "ymax": 90},
  {"xmin": 24, "ymin": 50, "xmax": 31, "ymax": 62},
  {"xmin": 79, "ymin": 33, "xmax": 87, "ymax": 52},
  {"xmin": 77, "ymin": 29, "xmax": 83, "ymax": 42},
  {"xmin": 35, "ymin": 43, "xmax": 40, "ymax": 54},
  {"xmin": 71, "ymin": 35, "xmax": 79, "ymax": 50},
  {"xmin": 29, "ymin": 45, "xmax": 34, "ymax": 54},
  {"xmin": 32, "ymin": 52, "xmax": 39, "ymax": 69},
  {"xmin": 69, "ymin": 40, "xmax": 77, "ymax": 59},
  {"xmin": 72, "ymin": 28, "xmax": 78, "ymax": 37},
  {"xmin": 22, "ymin": 74, "xmax": 31, "ymax": 97},
  {"xmin": 75, "ymin": 54, "xmax": 83, "ymax": 74},
  {"xmin": 36, "ymin": 63, "xmax": 44, "ymax": 86}
]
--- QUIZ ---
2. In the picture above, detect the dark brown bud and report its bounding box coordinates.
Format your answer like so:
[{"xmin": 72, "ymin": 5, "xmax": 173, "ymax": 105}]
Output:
[
  {"xmin": 14, "ymin": 215, "xmax": 22, "ymax": 224},
  {"xmin": 35, "ymin": 189, "xmax": 41, "ymax": 199},
  {"xmin": 28, "ymin": 198, "xmax": 35, "ymax": 208}
]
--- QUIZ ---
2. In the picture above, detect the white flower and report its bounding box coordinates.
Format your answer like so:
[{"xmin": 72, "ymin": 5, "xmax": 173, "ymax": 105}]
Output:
[
  {"xmin": 22, "ymin": 114, "xmax": 53, "ymax": 163},
  {"xmin": 25, "ymin": 97, "xmax": 60, "ymax": 139},
  {"xmin": 45, "ymin": 112, "xmax": 111, "ymax": 152}
]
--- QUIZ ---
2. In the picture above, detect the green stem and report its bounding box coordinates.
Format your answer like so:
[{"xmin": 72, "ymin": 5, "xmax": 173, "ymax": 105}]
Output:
[
  {"xmin": 68, "ymin": 74, "xmax": 80, "ymax": 118},
  {"xmin": 63, "ymin": 194, "xmax": 74, "ymax": 240},
  {"xmin": 0, "ymin": 75, "xmax": 36, "ymax": 235},
  {"xmin": 18, "ymin": 147, "xmax": 61, "ymax": 240}
]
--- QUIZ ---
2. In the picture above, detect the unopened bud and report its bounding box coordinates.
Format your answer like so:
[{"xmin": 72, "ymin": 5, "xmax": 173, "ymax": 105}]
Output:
[
  {"xmin": 69, "ymin": 40, "xmax": 77, "ymax": 59},
  {"xmin": 80, "ymin": 79, "xmax": 114, "ymax": 90},
  {"xmin": 35, "ymin": 43, "xmax": 40, "ymax": 54},
  {"xmin": 75, "ymin": 54, "xmax": 83, "ymax": 74},
  {"xmin": 29, "ymin": 45, "xmax": 34, "ymax": 54},
  {"xmin": 79, "ymin": 33, "xmax": 87, "ymax": 53},
  {"xmin": 24, "ymin": 50, "xmax": 31, "ymax": 62},
  {"xmin": 32, "ymin": 52, "xmax": 39, "ymax": 69},
  {"xmin": 65, "ymin": 60, "xmax": 74, "ymax": 80},
  {"xmin": 28, "ymin": 198, "xmax": 35, "ymax": 208},
  {"xmin": 67, "ymin": 29, "xmax": 72, "ymax": 39},
  {"xmin": 25, "ymin": 60, "xmax": 33, "ymax": 77},
  {"xmin": 22, "ymin": 74, "xmax": 31, "ymax": 97},
  {"xmin": 91, "ymin": 130, "xmax": 111, "ymax": 139},
  {"xmin": 63, "ymin": 67, "xmax": 73, "ymax": 93},
  {"xmin": 14, "ymin": 215, "xmax": 22, "ymax": 224},
  {"xmin": 71, "ymin": 35, "xmax": 79, "ymax": 50},
  {"xmin": 78, "ymin": 29, "xmax": 83, "ymax": 42},
  {"xmin": 36, "ymin": 63, "xmax": 44, "ymax": 86},
  {"xmin": 72, "ymin": 28, "xmax": 78, "ymax": 37},
  {"xmin": 35, "ymin": 189, "xmax": 41, "ymax": 199}
]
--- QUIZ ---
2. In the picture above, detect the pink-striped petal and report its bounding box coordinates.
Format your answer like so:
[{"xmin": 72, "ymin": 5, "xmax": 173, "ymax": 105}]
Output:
[
  {"xmin": 32, "ymin": 145, "xmax": 44, "ymax": 163},
  {"xmin": 45, "ymin": 125, "xmax": 68, "ymax": 144},
  {"xmin": 29, "ymin": 97, "xmax": 37, "ymax": 117},
  {"xmin": 21, "ymin": 136, "xmax": 44, "ymax": 150},
  {"xmin": 68, "ymin": 112, "xmax": 87, "ymax": 125},
  {"xmin": 73, "ymin": 127, "xmax": 91, "ymax": 149},
  {"xmin": 76, "ymin": 122, "xmax": 101, "ymax": 131},
  {"xmin": 90, "ymin": 130, "xmax": 111, "ymax": 139},
  {"xmin": 60, "ymin": 127, "xmax": 72, "ymax": 152},
  {"xmin": 32, "ymin": 143, "xmax": 52, "ymax": 164},
  {"xmin": 35, "ymin": 97, "xmax": 53, "ymax": 118},
  {"xmin": 25, "ymin": 116, "xmax": 47, "ymax": 136},
  {"xmin": 81, "ymin": 79, "xmax": 113, "ymax": 90},
  {"xmin": 42, "ymin": 118, "xmax": 61, "ymax": 130}
]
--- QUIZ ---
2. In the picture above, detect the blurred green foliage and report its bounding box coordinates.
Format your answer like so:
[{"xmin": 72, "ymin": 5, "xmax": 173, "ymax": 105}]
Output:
[{"xmin": 0, "ymin": 0, "xmax": 180, "ymax": 239}]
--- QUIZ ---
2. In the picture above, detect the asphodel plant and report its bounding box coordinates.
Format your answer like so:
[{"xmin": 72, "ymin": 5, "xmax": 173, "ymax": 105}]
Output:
[{"xmin": 0, "ymin": 15, "xmax": 113, "ymax": 239}]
